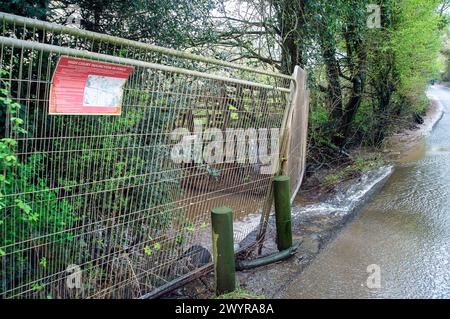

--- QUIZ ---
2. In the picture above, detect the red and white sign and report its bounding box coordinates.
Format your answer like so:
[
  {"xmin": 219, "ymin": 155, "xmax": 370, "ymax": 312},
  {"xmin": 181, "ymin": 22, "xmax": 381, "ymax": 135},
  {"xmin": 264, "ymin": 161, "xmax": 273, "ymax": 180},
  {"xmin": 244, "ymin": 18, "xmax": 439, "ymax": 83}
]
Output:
[{"xmin": 49, "ymin": 56, "xmax": 134, "ymax": 115}]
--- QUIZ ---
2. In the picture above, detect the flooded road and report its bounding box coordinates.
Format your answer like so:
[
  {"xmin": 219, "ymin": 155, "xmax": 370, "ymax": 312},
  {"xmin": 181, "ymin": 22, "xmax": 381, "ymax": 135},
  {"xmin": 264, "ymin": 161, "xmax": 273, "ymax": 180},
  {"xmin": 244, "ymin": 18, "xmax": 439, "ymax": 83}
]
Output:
[{"xmin": 280, "ymin": 86, "xmax": 450, "ymax": 299}]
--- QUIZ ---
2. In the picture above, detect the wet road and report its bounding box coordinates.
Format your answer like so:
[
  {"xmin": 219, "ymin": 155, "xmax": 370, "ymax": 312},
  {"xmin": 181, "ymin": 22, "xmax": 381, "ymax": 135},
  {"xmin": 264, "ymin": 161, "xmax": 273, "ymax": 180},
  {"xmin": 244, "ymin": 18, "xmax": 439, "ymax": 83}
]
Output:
[{"xmin": 279, "ymin": 86, "xmax": 450, "ymax": 299}]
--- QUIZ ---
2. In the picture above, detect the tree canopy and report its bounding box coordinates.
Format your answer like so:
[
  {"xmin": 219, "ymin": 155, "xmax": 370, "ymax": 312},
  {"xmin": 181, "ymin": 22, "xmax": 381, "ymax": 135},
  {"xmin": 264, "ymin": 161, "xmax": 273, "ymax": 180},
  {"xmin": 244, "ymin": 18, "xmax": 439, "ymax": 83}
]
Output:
[{"xmin": 1, "ymin": 0, "xmax": 448, "ymax": 160}]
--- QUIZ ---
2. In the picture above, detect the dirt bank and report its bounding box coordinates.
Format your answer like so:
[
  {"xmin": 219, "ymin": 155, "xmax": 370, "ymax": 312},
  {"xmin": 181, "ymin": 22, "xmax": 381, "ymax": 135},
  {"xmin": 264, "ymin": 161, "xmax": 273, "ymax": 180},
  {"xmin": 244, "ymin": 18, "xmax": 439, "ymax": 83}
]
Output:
[{"xmin": 162, "ymin": 92, "xmax": 444, "ymax": 299}]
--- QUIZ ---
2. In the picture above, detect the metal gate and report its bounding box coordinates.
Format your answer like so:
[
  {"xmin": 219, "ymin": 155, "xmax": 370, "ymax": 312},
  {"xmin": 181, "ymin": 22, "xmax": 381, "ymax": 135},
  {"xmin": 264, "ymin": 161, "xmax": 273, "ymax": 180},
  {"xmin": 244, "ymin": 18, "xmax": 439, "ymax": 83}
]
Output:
[{"xmin": 0, "ymin": 12, "xmax": 308, "ymax": 299}]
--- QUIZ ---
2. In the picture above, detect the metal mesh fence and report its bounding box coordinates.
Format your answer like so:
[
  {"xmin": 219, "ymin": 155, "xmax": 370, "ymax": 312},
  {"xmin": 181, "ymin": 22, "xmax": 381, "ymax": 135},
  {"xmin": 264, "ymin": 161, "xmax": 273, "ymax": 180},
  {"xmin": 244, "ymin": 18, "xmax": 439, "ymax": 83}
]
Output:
[
  {"xmin": 287, "ymin": 68, "xmax": 309, "ymax": 202},
  {"xmin": 0, "ymin": 13, "xmax": 305, "ymax": 299}
]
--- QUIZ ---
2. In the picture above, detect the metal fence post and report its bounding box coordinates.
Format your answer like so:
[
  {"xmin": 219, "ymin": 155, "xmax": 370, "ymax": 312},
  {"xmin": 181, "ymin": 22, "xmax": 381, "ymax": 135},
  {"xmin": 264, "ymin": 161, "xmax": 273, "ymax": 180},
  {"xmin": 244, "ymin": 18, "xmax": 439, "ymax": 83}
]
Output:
[
  {"xmin": 211, "ymin": 207, "xmax": 236, "ymax": 295},
  {"xmin": 273, "ymin": 176, "xmax": 293, "ymax": 251}
]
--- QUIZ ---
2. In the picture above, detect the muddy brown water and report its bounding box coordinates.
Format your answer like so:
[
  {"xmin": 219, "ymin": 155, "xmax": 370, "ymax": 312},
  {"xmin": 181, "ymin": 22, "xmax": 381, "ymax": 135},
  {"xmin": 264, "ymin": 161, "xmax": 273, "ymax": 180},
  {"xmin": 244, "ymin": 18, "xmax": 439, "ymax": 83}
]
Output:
[{"xmin": 280, "ymin": 86, "xmax": 450, "ymax": 299}]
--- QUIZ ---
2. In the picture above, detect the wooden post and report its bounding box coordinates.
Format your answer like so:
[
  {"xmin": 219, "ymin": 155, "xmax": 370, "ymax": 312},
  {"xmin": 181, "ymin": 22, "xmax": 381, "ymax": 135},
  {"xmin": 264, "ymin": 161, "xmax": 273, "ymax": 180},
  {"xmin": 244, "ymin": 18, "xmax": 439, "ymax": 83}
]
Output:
[
  {"xmin": 256, "ymin": 66, "xmax": 308, "ymax": 251},
  {"xmin": 273, "ymin": 176, "xmax": 293, "ymax": 251},
  {"xmin": 211, "ymin": 206, "xmax": 236, "ymax": 295}
]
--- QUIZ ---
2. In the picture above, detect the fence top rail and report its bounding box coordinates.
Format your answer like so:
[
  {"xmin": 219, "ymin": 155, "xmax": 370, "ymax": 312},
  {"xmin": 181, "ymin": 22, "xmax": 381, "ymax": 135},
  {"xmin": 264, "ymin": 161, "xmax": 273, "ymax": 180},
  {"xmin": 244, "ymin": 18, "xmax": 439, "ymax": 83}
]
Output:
[
  {"xmin": 0, "ymin": 12, "xmax": 293, "ymax": 81},
  {"xmin": 0, "ymin": 36, "xmax": 291, "ymax": 93}
]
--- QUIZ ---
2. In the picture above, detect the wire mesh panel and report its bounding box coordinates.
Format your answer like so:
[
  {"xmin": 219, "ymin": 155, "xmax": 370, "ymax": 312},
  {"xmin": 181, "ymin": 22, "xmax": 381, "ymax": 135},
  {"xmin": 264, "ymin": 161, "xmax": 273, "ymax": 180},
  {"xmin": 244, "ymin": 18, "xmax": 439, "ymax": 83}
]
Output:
[
  {"xmin": 287, "ymin": 67, "xmax": 309, "ymax": 202},
  {"xmin": 0, "ymin": 13, "xmax": 299, "ymax": 298}
]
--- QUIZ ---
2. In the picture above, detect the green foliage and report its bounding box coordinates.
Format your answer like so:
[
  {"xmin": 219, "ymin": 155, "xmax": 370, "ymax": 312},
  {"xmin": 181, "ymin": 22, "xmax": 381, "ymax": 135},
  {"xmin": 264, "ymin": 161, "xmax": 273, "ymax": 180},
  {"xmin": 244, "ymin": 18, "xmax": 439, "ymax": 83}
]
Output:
[
  {"xmin": 31, "ymin": 283, "xmax": 45, "ymax": 292},
  {"xmin": 355, "ymin": 0, "xmax": 444, "ymax": 144},
  {"xmin": 153, "ymin": 242, "xmax": 161, "ymax": 251},
  {"xmin": 0, "ymin": 0, "xmax": 49, "ymax": 20},
  {"xmin": 143, "ymin": 245, "xmax": 152, "ymax": 256},
  {"xmin": 212, "ymin": 0, "xmax": 446, "ymax": 155},
  {"xmin": 392, "ymin": 0, "xmax": 442, "ymax": 104},
  {"xmin": 324, "ymin": 172, "xmax": 344, "ymax": 185},
  {"xmin": 39, "ymin": 257, "xmax": 47, "ymax": 268},
  {"xmin": 324, "ymin": 156, "xmax": 384, "ymax": 186},
  {"xmin": 1, "ymin": 43, "xmax": 185, "ymax": 294},
  {"xmin": 215, "ymin": 288, "xmax": 265, "ymax": 299},
  {"xmin": 350, "ymin": 156, "xmax": 384, "ymax": 172},
  {"xmin": 43, "ymin": 0, "xmax": 219, "ymax": 49},
  {"xmin": 1, "ymin": 78, "xmax": 77, "ymax": 292}
]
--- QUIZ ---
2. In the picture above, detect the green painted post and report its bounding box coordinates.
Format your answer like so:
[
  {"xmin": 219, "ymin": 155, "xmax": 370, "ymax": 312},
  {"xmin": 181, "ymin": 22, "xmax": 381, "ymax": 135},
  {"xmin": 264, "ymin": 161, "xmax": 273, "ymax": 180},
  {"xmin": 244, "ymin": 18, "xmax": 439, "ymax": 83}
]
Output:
[
  {"xmin": 273, "ymin": 176, "xmax": 293, "ymax": 251},
  {"xmin": 211, "ymin": 206, "xmax": 236, "ymax": 295}
]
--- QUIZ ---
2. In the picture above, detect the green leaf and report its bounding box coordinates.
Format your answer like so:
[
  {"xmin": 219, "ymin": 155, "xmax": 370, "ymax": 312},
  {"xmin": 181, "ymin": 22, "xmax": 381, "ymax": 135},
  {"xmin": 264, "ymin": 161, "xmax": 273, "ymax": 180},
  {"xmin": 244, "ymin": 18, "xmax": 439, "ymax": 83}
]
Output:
[
  {"xmin": 186, "ymin": 225, "xmax": 196, "ymax": 232},
  {"xmin": 31, "ymin": 283, "xmax": 45, "ymax": 292},
  {"xmin": 175, "ymin": 235, "xmax": 184, "ymax": 245},
  {"xmin": 4, "ymin": 155, "xmax": 18, "ymax": 166},
  {"xmin": 40, "ymin": 257, "xmax": 47, "ymax": 268},
  {"xmin": 144, "ymin": 246, "xmax": 152, "ymax": 256},
  {"xmin": 10, "ymin": 117, "xmax": 23, "ymax": 126},
  {"xmin": 1, "ymin": 138, "xmax": 17, "ymax": 147},
  {"xmin": 15, "ymin": 199, "xmax": 32, "ymax": 214},
  {"xmin": 16, "ymin": 127, "xmax": 28, "ymax": 134}
]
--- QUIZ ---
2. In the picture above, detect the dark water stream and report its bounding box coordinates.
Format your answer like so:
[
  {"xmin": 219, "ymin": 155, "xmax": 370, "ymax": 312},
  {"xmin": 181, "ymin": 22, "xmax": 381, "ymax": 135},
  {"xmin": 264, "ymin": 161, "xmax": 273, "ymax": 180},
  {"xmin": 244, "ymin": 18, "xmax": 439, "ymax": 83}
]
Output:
[{"xmin": 280, "ymin": 86, "xmax": 450, "ymax": 298}]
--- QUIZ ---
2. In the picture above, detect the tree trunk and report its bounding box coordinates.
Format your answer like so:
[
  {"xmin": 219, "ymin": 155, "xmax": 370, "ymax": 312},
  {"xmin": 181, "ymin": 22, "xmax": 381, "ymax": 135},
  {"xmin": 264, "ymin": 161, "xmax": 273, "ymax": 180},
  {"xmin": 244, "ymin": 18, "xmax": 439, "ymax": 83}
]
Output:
[
  {"xmin": 319, "ymin": 30, "xmax": 344, "ymax": 146},
  {"xmin": 276, "ymin": 0, "xmax": 306, "ymax": 74}
]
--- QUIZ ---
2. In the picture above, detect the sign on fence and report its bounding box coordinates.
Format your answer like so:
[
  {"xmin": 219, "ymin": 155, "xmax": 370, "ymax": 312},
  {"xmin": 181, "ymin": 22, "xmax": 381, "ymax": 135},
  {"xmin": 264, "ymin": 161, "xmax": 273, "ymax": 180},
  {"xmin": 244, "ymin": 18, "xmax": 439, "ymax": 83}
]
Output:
[{"xmin": 49, "ymin": 57, "xmax": 134, "ymax": 115}]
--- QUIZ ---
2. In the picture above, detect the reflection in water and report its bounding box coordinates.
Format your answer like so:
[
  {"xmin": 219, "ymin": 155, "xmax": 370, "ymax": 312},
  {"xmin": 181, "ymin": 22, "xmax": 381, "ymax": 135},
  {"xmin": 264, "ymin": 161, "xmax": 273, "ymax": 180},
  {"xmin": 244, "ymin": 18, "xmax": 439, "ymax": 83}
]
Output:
[{"xmin": 281, "ymin": 86, "xmax": 450, "ymax": 298}]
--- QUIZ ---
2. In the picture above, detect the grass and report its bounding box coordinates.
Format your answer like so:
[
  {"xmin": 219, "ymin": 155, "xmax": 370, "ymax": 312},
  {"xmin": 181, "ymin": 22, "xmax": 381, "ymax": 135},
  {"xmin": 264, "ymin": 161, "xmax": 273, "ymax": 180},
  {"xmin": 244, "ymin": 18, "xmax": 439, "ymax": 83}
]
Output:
[
  {"xmin": 323, "ymin": 156, "xmax": 384, "ymax": 187},
  {"xmin": 215, "ymin": 288, "xmax": 265, "ymax": 299}
]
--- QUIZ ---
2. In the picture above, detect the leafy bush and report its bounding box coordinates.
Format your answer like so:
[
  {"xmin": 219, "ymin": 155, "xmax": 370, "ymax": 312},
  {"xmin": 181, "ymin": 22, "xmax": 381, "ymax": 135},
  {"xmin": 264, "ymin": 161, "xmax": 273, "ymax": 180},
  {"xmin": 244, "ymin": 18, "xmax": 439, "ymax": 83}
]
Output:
[{"xmin": 1, "ymin": 78, "xmax": 77, "ymax": 293}]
